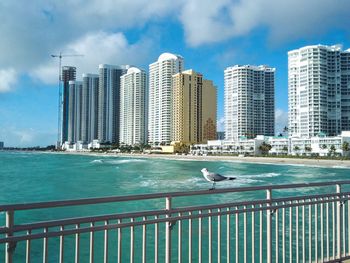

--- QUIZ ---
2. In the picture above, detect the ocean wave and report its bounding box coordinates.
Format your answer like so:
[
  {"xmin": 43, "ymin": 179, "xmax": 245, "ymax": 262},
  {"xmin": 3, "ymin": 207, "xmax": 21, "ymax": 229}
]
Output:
[
  {"xmin": 106, "ymin": 159, "xmax": 146, "ymax": 165},
  {"xmin": 332, "ymin": 165, "xmax": 350, "ymax": 169},
  {"xmin": 90, "ymin": 159, "xmax": 103, "ymax": 164},
  {"xmin": 234, "ymin": 178, "xmax": 264, "ymax": 185},
  {"xmin": 243, "ymin": 172, "xmax": 281, "ymax": 179}
]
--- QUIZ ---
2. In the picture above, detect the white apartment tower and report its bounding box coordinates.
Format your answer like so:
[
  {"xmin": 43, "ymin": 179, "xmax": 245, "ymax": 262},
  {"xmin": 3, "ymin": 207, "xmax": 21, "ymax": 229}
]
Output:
[
  {"xmin": 81, "ymin": 74, "xmax": 99, "ymax": 143},
  {"xmin": 67, "ymin": 80, "xmax": 83, "ymax": 143},
  {"xmin": 148, "ymin": 53, "xmax": 184, "ymax": 145},
  {"xmin": 224, "ymin": 65, "xmax": 275, "ymax": 141},
  {"xmin": 98, "ymin": 64, "xmax": 129, "ymax": 144},
  {"xmin": 120, "ymin": 67, "xmax": 147, "ymax": 146},
  {"xmin": 288, "ymin": 44, "xmax": 350, "ymax": 137}
]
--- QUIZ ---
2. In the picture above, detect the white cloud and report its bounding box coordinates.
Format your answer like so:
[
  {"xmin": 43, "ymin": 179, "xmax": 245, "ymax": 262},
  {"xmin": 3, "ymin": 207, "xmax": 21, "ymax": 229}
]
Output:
[
  {"xmin": 275, "ymin": 108, "xmax": 288, "ymax": 135},
  {"xmin": 179, "ymin": 0, "xmax": 350, "ymax": 46},
  {"xmin": 0, "ymin": 68, "xmax": 17, "ymax": 92},
  {"xmin": 0, "ymin": 126, "xmax": 56, "ymax": 147},
  {"xmin": 0, "ymin": 0, "xmax": 177, "ymax": 86},
  {"xmin": 1, "ymin": 0, "xmax": 350, "ymax": 84},
  {"xmin": 217, "ymin": 116, "xmax": 225, "ymax": 132},
  {"xmin": 31, "ymin": 31, "xmax": 154, "ymax": 83}
]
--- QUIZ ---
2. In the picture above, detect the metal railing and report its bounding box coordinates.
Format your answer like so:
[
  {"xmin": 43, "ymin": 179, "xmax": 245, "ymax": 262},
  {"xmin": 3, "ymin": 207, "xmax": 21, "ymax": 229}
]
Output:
[{"xmin": 1, "ymin": 181, "xmax": 350, "ymax": 262}]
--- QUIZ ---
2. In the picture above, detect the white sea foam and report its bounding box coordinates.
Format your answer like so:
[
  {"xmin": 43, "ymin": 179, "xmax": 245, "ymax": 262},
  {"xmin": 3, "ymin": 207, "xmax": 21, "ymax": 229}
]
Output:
[
  {"xmin": 90, "ymin": 159, "xmax": 103, "ymax": 164},
  {"xmin": 332, "ymin": 165, "xmax": 350, "ymax": 169},
  {"xmin": 243, "ymin": 172, "xmax": 281, "ymax": 179},
  {"xmin": 234, "ymin": 178, "xmax": 263, "ymax": 185},
  {"xmin": 106, "ymin": 159, "xmax": 146, "ymax": 165}
]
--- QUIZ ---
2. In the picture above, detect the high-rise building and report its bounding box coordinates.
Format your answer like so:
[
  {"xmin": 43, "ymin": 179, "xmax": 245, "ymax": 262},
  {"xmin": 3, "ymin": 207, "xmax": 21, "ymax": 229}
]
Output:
[
  {"xmin": 148, "ymin": 53, "xmax": 184, "ymax": 145},
  {"xmin": 67, "ymin": 80, "xmax": 83, "ymax": 143},
  {"xmin": 172, "ymin": 69, "xmax": 217, "ymax": 144},
  {"xmin": 342, "ymin": 49, "xmax": 350, "ymax": 131},
  {"xmin": 98, "ymin": 64, "xmax": 129, "ymax": 144},
  {"xmin": 81, "ymin": 74, "xmax": 99, "ymax": 143},
  {"xmin": 288, "ymin": 44, "xmax": 350, "ymax": 137},
  {"xmin": 224, "ymin": 65, "xmax": 275, "ymax": 141},
  {"xmin": 0, "ymin": 141, "xmax": 4, "ymax": 149},
  {"xmin": 120, "ymin": 67, "xmax": 147, "ymax": 146},
  {"xmin": 61, "ymin": 66, "xmax": 76, "ymax": 144}
]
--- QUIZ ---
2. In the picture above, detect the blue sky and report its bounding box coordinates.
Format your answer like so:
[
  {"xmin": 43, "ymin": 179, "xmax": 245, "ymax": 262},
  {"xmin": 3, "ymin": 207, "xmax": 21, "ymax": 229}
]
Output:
[{"xmin": 1, "ymin": 0, "xmax": 350, "ymax": 147}]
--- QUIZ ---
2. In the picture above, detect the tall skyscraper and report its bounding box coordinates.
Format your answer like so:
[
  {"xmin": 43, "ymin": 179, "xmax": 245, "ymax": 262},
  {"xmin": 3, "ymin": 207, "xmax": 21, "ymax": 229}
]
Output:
[
  {"xmin": 172, "ymin": 69, "xmax": 217, "ymax": 144},
  {"xmin": 148, "ymin": 53, "xmax": 184, "ymax": 145},
  {"xmin": 82, "ymin": 74, "xmax": 99, "ymax": 143},
  {"xmin": 224, "ymin": 65, "xmax": 275, "ymax": 141},
  {"xmin": 67, "ymin": 80, "xmax": 83, "ymax": 143},
  {"xmin": 98, "ymin": 64, "xmax": 129, "ymax": 144},
  {"xmin": 120, "ymin": 67, "xmax": 147, "ymax": 146},
  {"xmin": 341, "ymin": 49, "xmax": 350, "ymax": 131},
  {"xmin": 288, "ymin": 44, "xmax": 350, "ymax": 137},
  {"xmin": 61, "ymin": 66, "xmax": 76, "ymax": 144}
]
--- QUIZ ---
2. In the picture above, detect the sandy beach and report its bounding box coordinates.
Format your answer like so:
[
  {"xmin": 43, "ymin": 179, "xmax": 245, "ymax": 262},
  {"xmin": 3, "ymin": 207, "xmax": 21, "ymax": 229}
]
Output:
[{"xmin": 55, "ymin": 151, "xmax": 350, "ymax": 168}]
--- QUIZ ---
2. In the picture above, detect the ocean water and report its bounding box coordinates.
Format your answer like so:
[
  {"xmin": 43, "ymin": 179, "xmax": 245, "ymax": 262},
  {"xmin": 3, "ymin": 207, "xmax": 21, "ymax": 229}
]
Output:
[{"xmin": 1, "ymin": 151, "xmax": 350, "ymax": 262}]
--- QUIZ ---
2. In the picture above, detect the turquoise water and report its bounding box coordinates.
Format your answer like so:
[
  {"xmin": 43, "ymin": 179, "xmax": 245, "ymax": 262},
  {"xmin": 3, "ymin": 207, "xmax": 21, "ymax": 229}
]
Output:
[{"xmin": 1, "ymin": 151, "xmax": 350, "ymax": 262}]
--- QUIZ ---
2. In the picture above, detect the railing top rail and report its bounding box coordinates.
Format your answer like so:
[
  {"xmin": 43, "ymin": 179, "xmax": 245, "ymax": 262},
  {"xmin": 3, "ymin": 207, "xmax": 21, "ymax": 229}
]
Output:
[{"xmin": 1, "ymin": 180, "xmax": 350, "ymax": 212}]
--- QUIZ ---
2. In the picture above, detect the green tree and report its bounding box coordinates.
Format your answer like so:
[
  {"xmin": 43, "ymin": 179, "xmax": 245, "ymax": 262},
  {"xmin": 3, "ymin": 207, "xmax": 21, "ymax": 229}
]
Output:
[
  {"xmin": 282, "ymin": 146, "xmax": 288, "ymax": 153},
  {"xmin": 342, "ymin": 141, "xmax": 350, "ymax": 152},
  {"xmin": 293, "ymin": 146, "xmax": 300, "ymax": 151},
  {"xmin": 259, "ymin": 142, "xmax": 272, "ymax": 155},
  {"xmin": 305, "ymin": 146, "xmax": 312, "ymax": 152},
  {"xmin": 329, "ymin": 145, "xmax": 336, "ymax": 156}
]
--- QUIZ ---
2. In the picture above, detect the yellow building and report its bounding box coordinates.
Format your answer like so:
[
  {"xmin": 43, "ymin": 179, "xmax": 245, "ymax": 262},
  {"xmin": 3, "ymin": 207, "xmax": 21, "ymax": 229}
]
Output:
[{"xmin": 172, "ymin": 69, "xmax": 217, "ymax": 144}]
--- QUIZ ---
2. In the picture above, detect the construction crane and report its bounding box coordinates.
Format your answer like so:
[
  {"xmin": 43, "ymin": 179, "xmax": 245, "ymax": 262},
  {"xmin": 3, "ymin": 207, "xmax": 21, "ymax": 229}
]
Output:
[{"xmin": 51, "ymin": 52, "xmax": 83, "ymax": 149}]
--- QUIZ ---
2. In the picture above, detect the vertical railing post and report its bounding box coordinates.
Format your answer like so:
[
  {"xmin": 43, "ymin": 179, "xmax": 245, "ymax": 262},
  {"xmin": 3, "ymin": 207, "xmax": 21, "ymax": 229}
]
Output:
[
  {"xmin": 5, "ymin": 210, "xmax": 14, "ymax": 263},
  {"xmin": 165, "ymin": 197, "xmax": 172, "ymax": 263},
  {"xmin": 336, "ymin": 184, "xmax": 342, "ymax": 259},
  {"xmin": 266, "ymin": 189, "xmax": 272, "ymax": 263}
]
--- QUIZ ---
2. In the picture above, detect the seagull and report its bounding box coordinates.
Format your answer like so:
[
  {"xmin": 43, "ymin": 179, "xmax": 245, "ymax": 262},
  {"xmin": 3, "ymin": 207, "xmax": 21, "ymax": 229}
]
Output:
[{"xmin": 201, "ymin": 168, "xmax": 236, "ymax": 190}]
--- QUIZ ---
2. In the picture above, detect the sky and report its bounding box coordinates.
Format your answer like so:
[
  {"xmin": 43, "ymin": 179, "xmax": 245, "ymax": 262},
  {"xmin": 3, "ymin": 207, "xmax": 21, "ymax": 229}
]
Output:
[{"xmin": 1, "ymin": 0, "xmax": 350, "ymax": 147}]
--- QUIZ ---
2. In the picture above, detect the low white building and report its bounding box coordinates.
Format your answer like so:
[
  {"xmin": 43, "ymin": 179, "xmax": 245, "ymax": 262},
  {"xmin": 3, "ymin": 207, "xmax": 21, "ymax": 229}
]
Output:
[
  {"xmin": 290, "ymin": 132, "xmax": 350, "ymax": 156},
  {"xmin": 88, "ymin": 139, "xmax": 101, "ymax": 149},
  {"xmin": 268, "ymin": 137, "xmax": 289, "ymax": 155},
  {"xmin": 190, "ymin": 136, "xmax": 265, "ymax": 156},
  {"xmin": 190, "ymin": 132, "xmax": 350, "ymax": 157}
]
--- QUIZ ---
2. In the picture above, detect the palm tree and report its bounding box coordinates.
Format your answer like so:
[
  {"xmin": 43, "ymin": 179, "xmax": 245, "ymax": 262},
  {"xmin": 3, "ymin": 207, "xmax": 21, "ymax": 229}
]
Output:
[
  {"xmin": 259, "ymin": 142, "xmax": 272, "ymax": 155},
  {"xmin": 329, "ymin": 145, "xmax": 336, "ymax": 156},
  {"xmin": 282, "ymin": 146, "xmax": 288, "ymax": 153},
  {"xmin": 305, "ymin": 146, "xmax": 312, "ymax": 152}
]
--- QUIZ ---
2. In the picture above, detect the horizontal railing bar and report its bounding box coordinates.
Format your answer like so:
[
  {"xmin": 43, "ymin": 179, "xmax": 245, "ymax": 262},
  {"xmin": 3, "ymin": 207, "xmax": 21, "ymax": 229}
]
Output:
[
  {"xmin": 172, "ymin": 191, "xmax": 350, "ymax": 214},
  {"xmin": 3, "ymin": 191, "xmax": 347, "ymax": 235},
  {"xmin": 2, "ymin": 195, "xmax": 349, "ymax": 243},
  {"xmin": 324, "ymin": 254, "xmax": 350, "ymax": 262},
  {"xmin": 2, "ymin": 209, "xmax": 168, "ymax": 234},
  {"xmin": 2, "ymin": 180, "xmax": 350, "ymax": 211}
]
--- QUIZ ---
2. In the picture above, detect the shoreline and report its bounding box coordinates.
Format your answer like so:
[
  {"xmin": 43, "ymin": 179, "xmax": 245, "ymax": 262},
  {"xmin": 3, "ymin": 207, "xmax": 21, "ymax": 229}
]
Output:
[{"xmin": 47, "ymin": 151, "xmax": 350, "ymax": 168}]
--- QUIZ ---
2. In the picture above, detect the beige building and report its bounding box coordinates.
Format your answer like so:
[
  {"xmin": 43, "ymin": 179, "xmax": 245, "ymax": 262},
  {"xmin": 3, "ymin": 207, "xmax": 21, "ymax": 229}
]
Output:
[{"xmin": 172, "ymin": 69, "xmax": 217, "ymax": 144}]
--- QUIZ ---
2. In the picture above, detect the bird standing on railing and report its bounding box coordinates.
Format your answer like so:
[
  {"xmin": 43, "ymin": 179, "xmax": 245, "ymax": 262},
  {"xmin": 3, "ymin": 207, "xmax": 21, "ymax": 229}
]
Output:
[{"xmin": 201, "ymin": 168, "xmax": 236, "ymax": 190}]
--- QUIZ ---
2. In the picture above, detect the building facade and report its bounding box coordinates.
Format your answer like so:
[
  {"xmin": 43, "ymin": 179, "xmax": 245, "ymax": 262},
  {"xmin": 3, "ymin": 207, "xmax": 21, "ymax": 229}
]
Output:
[
  {"xmin": 172, "ymin": 69, "xmax": 217, "ymax": 144},
  {"xmin": 98, "ymin": 64, "xmax": 129, "ymax": 144},
  {"xmin": 67, "ymin": 80, "xmax": 83, "ymax": 143},
  {"xmin": 120, "ymin": 67, "xmax": 147, "ymax": 146},
  {"xmin": 61, "ymin": 66, "xmax": 76, "ymax": 144},
  {"xmin": 191, "ymin": 132, "xmax": 350, "ymax": 157},
  {"xmin": 148, "ymin": 53, "xmax": 184, "ymax": 145},
  {"xmin": 288, "ymin": 44, "xmax": 350, "ymax": 138},
  {"xmin": 224, "ymin": 65, "xmax": 275, "ymax": 141},
  {"xmin": 81, "ymin": 74, "xmax": 99, "ymax": 143}
]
